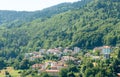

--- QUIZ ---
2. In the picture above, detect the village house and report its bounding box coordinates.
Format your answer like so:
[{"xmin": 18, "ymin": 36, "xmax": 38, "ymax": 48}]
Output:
[
  {"xmin": 93, "ymin": 46, "xmax": 112, "ymax": 59},
  {"xmin": 32, "ymin": 52, "xmax": 41, "ymax": 56},
  {"xmin": 45, "ymin": 61, "xmax": 67, "ymax": 77},
  {"xmin": 24, "ymin": 53, "xmax": 33, "ymax": 59},
  {"xmin": 84, "ymin": 53, "xmax": 92, "ymax": 57},
  {"xmin": 37, "ymin": 61, "xmax": 67, "ymax": 76},
  {"xmin": 55, "ymin": 62, "xmax": 67, "ymax": 69},
  {"xmin": 102, "ymin": 46, "xmax": 112, "ymax": 59},
  {"xmin": 61, "ymin": 56, "xmax": 76, "ymax": 61},
  {"xmin": 63, "ymin": 48, "xmax": 73, "ymax": 55},
  {"xmin": 24, "ymin": 51, "xmax": 43, "ymax": 61},
  {"xmin": 74, "ymin": 47, "xmax": 80, "ymax": 53},
  {"xmin": 30, "ymin": 55, "xmax": 43, "ymax": 61},
  {"xmin": 93, "ymin": 47, "xmax": 103, "ymax": 53},
  {"xmin": 102, "ymin": 46, "xmax": 111, "ymax": 54},
  {"xmin": 44, "ymin": 61, "xmax": 57, "ymax": 69},
  {"xmin": 39, "ymin": 49, "xmax": 46, "ymax": 54},
  {"xmin": 32, "ymin": 64, "xmax": 45, "ymax": 70},
  {"xmin": 46, "ymin": 48, "xmax": 62, "ymax": 57},
  {"xmin": 46, "ymin": 70, "xmax": 59, "ymax": 77},
  {"xmin": 44, "ymin": 61, "xmax": 67, "ymax": 70},
  {"xmin": 25, "ymin": 51, "xmax": 41, "ymax": 57}
]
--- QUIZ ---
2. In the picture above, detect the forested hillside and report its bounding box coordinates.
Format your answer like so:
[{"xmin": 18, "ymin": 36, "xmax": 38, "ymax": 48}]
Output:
[
  {"xmin": 0, "ymin": 0, "xmax": 91, "ymax": 25},
  {"xmin": 0, "ymin": 0, "xmax": 120, "ymax": 59}
]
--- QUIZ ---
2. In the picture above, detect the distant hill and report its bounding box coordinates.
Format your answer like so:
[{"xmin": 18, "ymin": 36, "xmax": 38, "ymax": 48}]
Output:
[
  {"xmin": 0, "ymin": 0, "xmax": 91, "ymax": 25},
  {"xmin": 31, "ymin": 0, "xmax": 91, "ymax": 19},
  {"xmin": 0, "ymin": 0, "xmax": 120, "ymax": 58}
]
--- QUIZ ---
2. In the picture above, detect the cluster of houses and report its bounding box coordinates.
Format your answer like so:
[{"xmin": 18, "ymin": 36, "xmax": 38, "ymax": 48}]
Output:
[
  {"xmin": 25, "ymin": 47, "xmax": 80, "ymax": 61},
  {"xmin": 32, "ymin": 61, "xmax": 67, "ymax": 76},
  {"xmin": 24, "ymin": 46, "xmax": 112, "ymax": 76},
  {"xmin": 25, "ymin": 52, "xmax": 43, "ymax": 61},
  {"xmin": 24, "ymin": 47, "xmax": 81, "ymax": 76}
]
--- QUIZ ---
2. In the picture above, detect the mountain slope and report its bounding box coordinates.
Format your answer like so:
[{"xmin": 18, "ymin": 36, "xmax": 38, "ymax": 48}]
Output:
[
  {"xmin": 0, "ymin": 0, "xmax": 120, "ymax": 58},
  {"xmin": 18, "ymin": 0, "xmax": 120, "ymax": 49}
]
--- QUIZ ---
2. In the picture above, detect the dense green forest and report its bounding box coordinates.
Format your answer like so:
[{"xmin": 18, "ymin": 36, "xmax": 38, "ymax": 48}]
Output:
[{"xmin": 0, "ymin": 0, "xmax": 120, "ymax": 59}]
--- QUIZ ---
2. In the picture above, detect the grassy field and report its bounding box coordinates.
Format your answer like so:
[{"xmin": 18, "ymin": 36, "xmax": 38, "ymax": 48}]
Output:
[{"xmin": 0, "ymin": 67, "xmax": 21, "ymax": 77}]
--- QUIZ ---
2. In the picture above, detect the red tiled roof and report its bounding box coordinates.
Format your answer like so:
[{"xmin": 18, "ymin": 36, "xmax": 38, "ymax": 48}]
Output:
[
  {"xmin": 51, "ymin": 66, "xmax": 57, "ymax": 70},
  {"xmin": 103, "ymin": 46, "xmax": 110, "ymax": 48},
  {"xmin": 46, "ymin": 70, "xmax": 59, "ymax": 73}
]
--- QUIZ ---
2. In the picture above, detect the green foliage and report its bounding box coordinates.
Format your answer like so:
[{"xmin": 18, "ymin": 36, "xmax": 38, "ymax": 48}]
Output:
[
  {"xmin": 0, "ymin": 0, "xmax": 93, "ymax": 59},
  {"xmin": 2, "ymin": 0, "xmax": 118, "ymax": 51},
  {"xmin": 111, "ymin": 48, "xmax": 120, "ymax": 73},
  {"xmin": 40, "ymin": 72, "xmax": 51, "ymax": 77},
  {"xmin": 5, "ymin": 71, "xmax": 12, "ymax": 77},
  {"xmin": 67, "ymin": 72, "xmax": 75, "ymax": 77},
  {"xmin": 59, "ymin": 68, "xmax": 69, "ymax": 77},
  {"xmin": 68, "ymin": 65, "xmax": 79, "ymax": 72},
  {"xmin": 0, "ymin": 57, "xmax": 6, "ymax": 69},
  {"xmin": 13, "ymin": 59, "xmax": 33, "ymax": 70}
]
